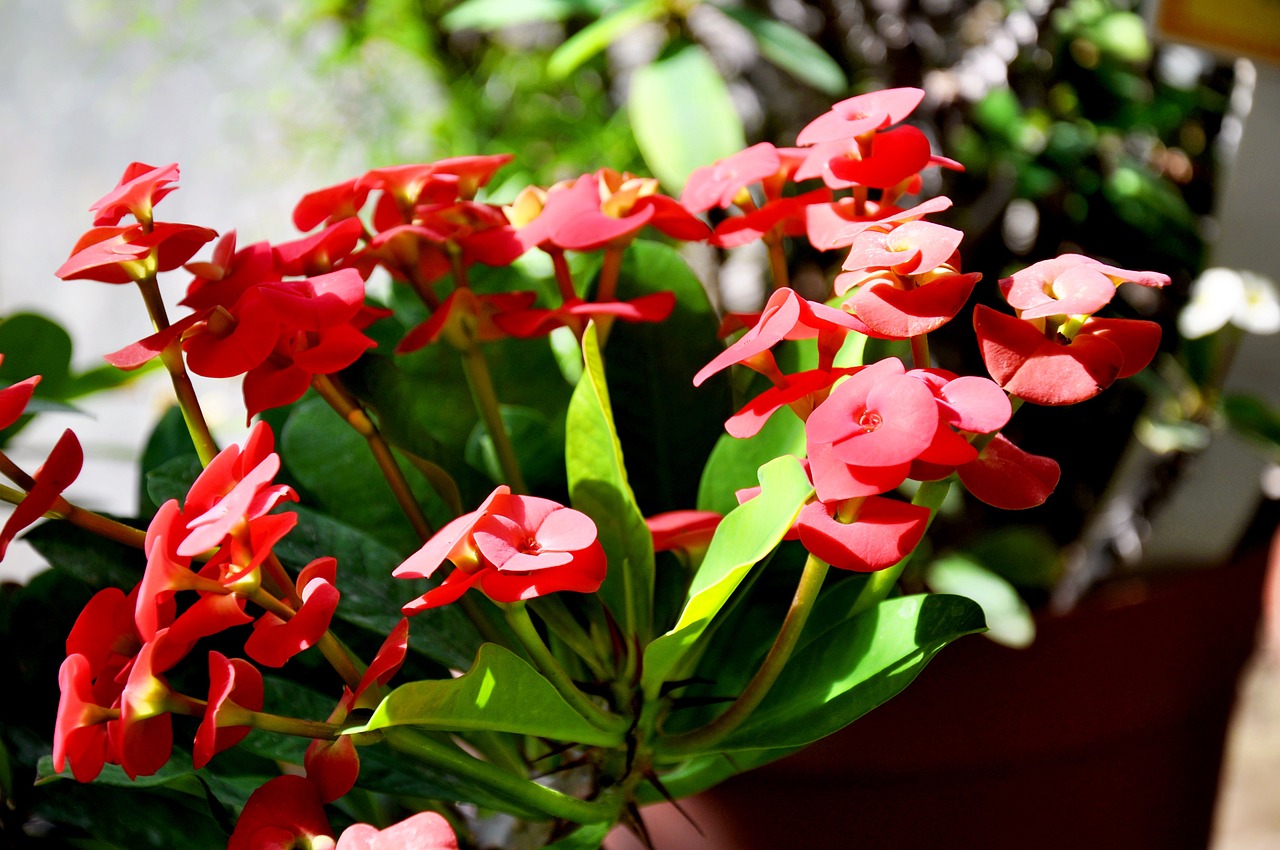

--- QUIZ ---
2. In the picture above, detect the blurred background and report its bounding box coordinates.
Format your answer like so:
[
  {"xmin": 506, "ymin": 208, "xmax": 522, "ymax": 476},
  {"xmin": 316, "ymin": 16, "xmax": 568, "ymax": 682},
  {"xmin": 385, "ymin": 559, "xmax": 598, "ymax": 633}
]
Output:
[{"xmin": 1, "ymin": 0, "xmax": 1277, "ymax": 844}]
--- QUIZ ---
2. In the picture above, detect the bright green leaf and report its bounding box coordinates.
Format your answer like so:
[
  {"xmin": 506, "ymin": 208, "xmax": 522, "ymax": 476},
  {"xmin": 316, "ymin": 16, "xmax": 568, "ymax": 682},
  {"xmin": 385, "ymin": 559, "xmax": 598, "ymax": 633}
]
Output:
[
  {"xmin": 628, "ymin": 41, "xmax": 747, "ymax": 192},
  {"xmin": 566, "ymin": 322, "xmax": 654, "ymax": 642},
  {"xmin": 547, "ymin": 0, "xmax": 665, "ymax": 79},
  {"xmin": 642, "ymin": 455, "xmax": 812, "ymax": 697},
  {"xmin": 543, "ymin": 821, "xmax": 614, "ymax": 848},
  {"xmin": 720, "ymin": 7, "xmax": 847, "ymax": 95},
  {"xmin": 355, "ymin": 643, "xmax": 623, "ymax": 747},
  {"xmin": 696, "ymin": 409, "xmax": 807, "ymax": 516}
]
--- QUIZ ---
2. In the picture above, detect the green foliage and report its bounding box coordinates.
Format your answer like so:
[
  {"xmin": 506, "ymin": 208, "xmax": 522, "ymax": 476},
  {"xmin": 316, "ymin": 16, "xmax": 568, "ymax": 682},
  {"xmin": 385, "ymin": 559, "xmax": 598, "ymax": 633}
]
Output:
[
  {"xmin": 357, "ymin": 643, "xmax": 622, "ymax": 746},
  {"xmin": 565, "ymin": 322, "xmax": 654, "ymax": 641}
]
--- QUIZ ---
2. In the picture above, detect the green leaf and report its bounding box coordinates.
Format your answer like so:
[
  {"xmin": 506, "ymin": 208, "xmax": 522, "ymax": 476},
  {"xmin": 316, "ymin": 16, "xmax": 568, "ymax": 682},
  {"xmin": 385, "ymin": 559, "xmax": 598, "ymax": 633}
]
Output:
[
  {"xmin": 925, "ymin": 555, "xmax": 1035, "ymax": 648},
  {"xmin": 276, "ymin": 506, "xmax": 482, "ymax": 671},
  {"xmin": 145, "ymin": 454, "xmax": 203, "ymax": 508},
  {"xmin": 138, "ymin": 405, "xmax": 197, "ymax": 515},
  {"xmin": 23, "ymin": 521, "xmax": 144, "ymax": 590},
  {"xmin": 705, "ymin": 594, "xmax": 985, "ymax": 754},
  {"xmin": 641, "ymin": 455, "xmax": 812, "ymax": 696},
  {"xmin": 696, "ymin": 408, "xmax": 807, "ymax": 516},
  {"xmin": 606, "ymin": 240, "xmax": 731, "ymax": 513},
  {"xmin": 547, "ymin": 0, "xmax": 665, "ymax": 79},
  {"xmin": 566, "ymin": 322, "xmax": 654, "ymax": 642},
  {"xmin": 628, "ymin": 41, "xmax": 747, "ymax": 192},
  {"xmin": 720, "ymin": 7, "xmax": 847, "ymax": 95},
  {"xmin": 464, "ymin": 404, "xmax": 565, "ymax": 493},
  {"xmin": 0, "ymin": 313, "xmax": 72, "ymax": 397},
  {"xmin": 355, "ymin": 643, "xmax": 623, "ymax": 747},
  {"xmin": 442, "ymin": 0, "xmax": 613, "ymax": 31}
]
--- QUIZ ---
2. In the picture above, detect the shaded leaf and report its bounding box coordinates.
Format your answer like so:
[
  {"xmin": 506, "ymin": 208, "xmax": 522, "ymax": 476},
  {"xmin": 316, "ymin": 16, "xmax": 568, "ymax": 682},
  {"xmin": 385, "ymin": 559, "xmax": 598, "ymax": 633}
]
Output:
[{"xmin": 720, "ymin": 7, "xmax": 847, "ymax": 95}]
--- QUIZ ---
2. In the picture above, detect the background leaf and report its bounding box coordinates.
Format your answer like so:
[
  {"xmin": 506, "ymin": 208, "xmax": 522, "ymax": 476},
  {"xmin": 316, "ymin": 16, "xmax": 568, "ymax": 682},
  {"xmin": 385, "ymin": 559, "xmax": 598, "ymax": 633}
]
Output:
[
  {"xmin": 720, "ymin": 7, "xmax": 847, "ymax": 95},
  {"xmin": 628, "ymin": 41, "xmax": 746, "ymax": 192}
]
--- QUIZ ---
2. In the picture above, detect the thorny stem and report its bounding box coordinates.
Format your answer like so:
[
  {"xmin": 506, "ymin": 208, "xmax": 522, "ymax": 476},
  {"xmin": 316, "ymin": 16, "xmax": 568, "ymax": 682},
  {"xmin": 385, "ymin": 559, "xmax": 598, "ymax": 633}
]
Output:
[
  {"xmin": 133, "ymin": 275, "xmax": 219, "ymax": 467},
  {"xmin": 503, "ymin": 601, "xmax": 629, "ymax": 736},
  {"xmin": 311, "ymin": 373, "xmax": 434, "ymax": 542},
  {"xmin": 460, "ymin": 343, "xmax": 528, "ymax": 494},
  {"xmin": 660, "ymin": 552, "xmax": 831, "ymax": 756}
]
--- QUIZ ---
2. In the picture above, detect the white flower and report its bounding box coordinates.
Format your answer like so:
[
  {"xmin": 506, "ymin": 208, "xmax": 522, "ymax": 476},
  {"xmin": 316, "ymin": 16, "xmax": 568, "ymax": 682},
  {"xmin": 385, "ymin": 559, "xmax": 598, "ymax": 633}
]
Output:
[{"xmin": 1178, "ymin": 267, "xmax": 1280, "ymax": 339}]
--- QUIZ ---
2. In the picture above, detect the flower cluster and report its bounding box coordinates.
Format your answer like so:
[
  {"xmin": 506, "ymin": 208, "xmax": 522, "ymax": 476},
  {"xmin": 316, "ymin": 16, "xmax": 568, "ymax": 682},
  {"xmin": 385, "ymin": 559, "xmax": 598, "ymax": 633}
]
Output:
[{"xmin": 2, "ymin": 87, "xmax": 1172, "ymax": 849}]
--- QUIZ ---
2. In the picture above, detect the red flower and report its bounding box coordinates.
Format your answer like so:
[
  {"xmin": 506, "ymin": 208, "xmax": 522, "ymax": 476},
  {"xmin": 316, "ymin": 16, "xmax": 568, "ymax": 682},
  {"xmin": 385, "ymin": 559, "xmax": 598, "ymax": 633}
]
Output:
[
  {"xmin": 53, "ymin": 654, "xmax": 117, "ymax": 782},
  {"xmin": 974, "ymin": 304, "xmax": 1162, "ymax": 405},
  {"xmin": 336, "ymin": 812, "xmax": 459, "ymax": 850},
  {"xmin": 273, "ymin": 218, "xmax": 366, "ymax": 276},
  {"xmin": 244, "ymin": 558, "xmax": 341, "ymax": 668},
  {"xmin": 0, "ymin": 429, "xmax": 82, "ymax": 560},
  {"xmin": 796, "ymin": 88, "xmax": 925, "ymax": 146},
  {"xmin": 56, "ymin": 223, "xmax": 217, "ymax": 284},
  {"xmin": 693, "ymin": 288, "xmax": 863, "ymax": 387},
  {"xmin": 88, "ymin": 162, "xmax": 180, "ymax": 226},
  {"xmin": 0, "ymin": 358, "xmax": 39, "ymax": 430},
  {"xmin": 519, "ymin": 169, "xmax": 709, "ymax": 251},
  {"xmin": 491, "ymin": 292, "xmax": 677, "ymax": 339},
  {"xmin": 957, "ymin": 434, "xmax": 1061, "ymax": 510},
  {"xmin": 840, "ymin": 271, "xmax": 981, "ymax": 340},
  {"xmin": 806, "ymin": 195, "xmax": 953, "ymax": 252},
  {"xmin": 646, "ymin": 510, "xmax": 722, "ymax": 556},
  {"xmin": 795, "ymin": 496, "xmax": 930, "ymax": 572},
  {"xmin": 227, "ymin": 775, "xmax": 334, "ymax": 850},
  {"xmin": 395, "ymin": 487, "xmax": 607, "ymax": 610},
  {"xmin": 193, "ymin": 652, "xmax": 264, "ymax": 769},
  {"xmin": 681, "ymin": 142, "xmax": 783, "ymax": 213},
  {"xmin": 396, "ymin": 289, "xmax": 539, "ymax": 354},
  {"xmin": 294, "ymin": 178, "xmax": 372, "ymax": 232}
]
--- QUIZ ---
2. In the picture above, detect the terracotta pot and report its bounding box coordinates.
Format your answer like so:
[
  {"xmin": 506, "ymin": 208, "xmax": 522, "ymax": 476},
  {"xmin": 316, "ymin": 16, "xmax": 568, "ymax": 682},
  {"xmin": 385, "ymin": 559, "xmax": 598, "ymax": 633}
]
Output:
[{"xmin": 608, "ymin": 545, "xmax": 1270, "ymax": 850}]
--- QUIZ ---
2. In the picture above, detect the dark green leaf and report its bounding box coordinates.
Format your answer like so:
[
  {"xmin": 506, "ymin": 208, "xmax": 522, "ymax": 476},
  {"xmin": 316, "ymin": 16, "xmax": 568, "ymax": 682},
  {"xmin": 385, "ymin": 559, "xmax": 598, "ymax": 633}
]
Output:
[
  {"xmin": 276, "ymin": 506, "xmax": 482, "ymax": 671},
  {"xmin": 606, "ymin": 240, "xmax": 731, "ymax": 513},
  {"xmin": 1223, "ymin": 393, "xmax": 1280, "ymax": 451},
  {"xmin": 23, "ymin": 520, "xmax": 144, "ymax": 590},
  {"xmin": 707, "ymin": 594, "xmax": 985, "ymax": 753},
  {"xmin": 145, "ymin": 454, "xmax": 203, "ymax": 508}
]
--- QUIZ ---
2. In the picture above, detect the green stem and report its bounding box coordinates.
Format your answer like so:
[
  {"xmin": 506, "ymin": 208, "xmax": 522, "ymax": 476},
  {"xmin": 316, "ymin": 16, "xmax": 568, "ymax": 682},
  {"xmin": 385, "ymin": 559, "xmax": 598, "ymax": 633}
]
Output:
[
  {"xmin": 503, "ymin": 602, "xmax": 629, "ymax": 736},
  {"xmin": 217, "ymin": 703, "xmax": 344, "ymax": 739},
  {"xmin": 460, "ymin": 344, "xmax": 527, "ymax": 494},
  {"xmin": 384, "ymin": 727, "xmax": 621, "ymax": 824},
  {"xmin": 311, "ymin": 373, "xmax": 434, "ymax": 542},
  {"xmin": 531, "ymin": 596, "xmax": 610, "ymax": 680},
  {"xmin": 659, "ymin": 552, "xmax": 830, "ymax": 756},
  {"xmin": 133, "ymin": 275, "xmax": 219, "ymax": 467},
  {"xmin": 0, "ymin": 470, "xmax": 147, "ymax": 551},
  {"xmin": 910, "ymin": 333, "xmax": 931, "ymax": 369}
]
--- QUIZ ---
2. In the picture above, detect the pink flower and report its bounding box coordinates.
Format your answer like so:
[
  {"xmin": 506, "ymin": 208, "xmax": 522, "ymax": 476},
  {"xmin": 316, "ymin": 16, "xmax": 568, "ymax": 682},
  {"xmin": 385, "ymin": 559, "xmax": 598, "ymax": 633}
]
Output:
[
  {"xmin": 681, "ymin": 143, "xmax": 783, "ymax": 213},
  {"xmin": 796, "ymin": 88, "xmax": 925, "ymax": 146},
  {"xmin": 336, "ymin": 812, "xmax": 459, "ymax": 850},
  {"xmin": 999, "ymin": 254, "xmax": 1170, "ymax": 320},
  {"xmin": 395, "ymin": 488, "xmax": 607, "ymax": 610}
]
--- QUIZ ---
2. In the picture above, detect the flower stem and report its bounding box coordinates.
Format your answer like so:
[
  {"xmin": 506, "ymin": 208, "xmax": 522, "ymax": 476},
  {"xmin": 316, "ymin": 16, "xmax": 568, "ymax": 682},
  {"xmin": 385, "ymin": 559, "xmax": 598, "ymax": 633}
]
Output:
[
  {"xmin": 503, "ymin": 601, "xmax": 629, "ymax": 736},
  {"xmin": 910, "ymin": 333, "xmax": 931, "ymax": 369},
  {"xmin": 459, "ymin": 343, "xmax": 527, "ymax": 494},
  {"xmin": 764, "ymin": 231, "xmax": 790, "ymax": 292},
  {"xmin": 593, "ymin": 245, "xmax": 626, "ymax": 345},
  {"xmin": 659, "ymin": 552, "xmax": 830, "ymax": 756},
  {"xmin": 133, "ymin": 275, "xmax": 219, "ymax": 467},
  {"xmin": 0, "ymin": 470, "xmax": 147, "ymax": 551},
  {"xmin": 383, "ymin": 726, "xmax": 621, "ymax": 824},
  {"xmin": 311, "ymin": 373, "xmax": 434, "ymax": 542}
]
